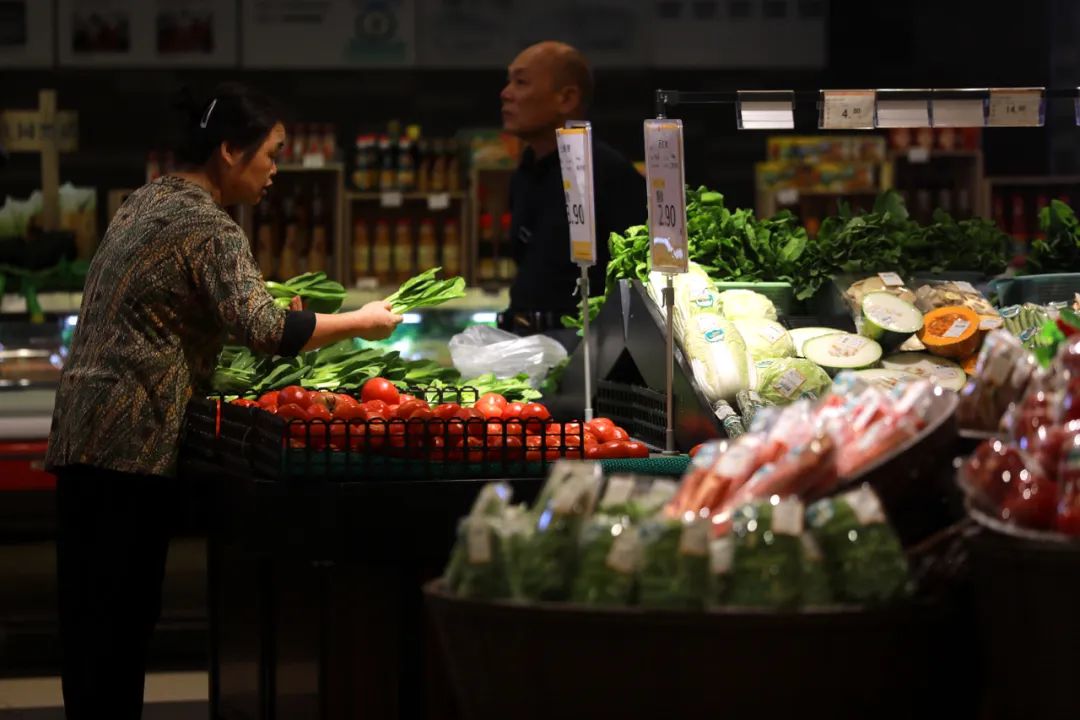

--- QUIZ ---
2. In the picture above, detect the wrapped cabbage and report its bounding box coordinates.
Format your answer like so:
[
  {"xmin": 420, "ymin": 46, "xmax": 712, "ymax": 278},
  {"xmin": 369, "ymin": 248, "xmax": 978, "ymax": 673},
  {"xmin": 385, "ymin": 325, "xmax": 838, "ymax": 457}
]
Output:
[
  {"xmin": 683, "ymin": 313, "xmax": 753, "ymax": 403},
  {"xmin": 718, "ymin": 289, "xmax": 778, "ymax": 321},
  {"xmin": 734, "ymin": 319, "xmax": 795, "ymax": 360},
  {"xmin": 754, "ymin": 357, "xmax": 833, "ymax": 405}
]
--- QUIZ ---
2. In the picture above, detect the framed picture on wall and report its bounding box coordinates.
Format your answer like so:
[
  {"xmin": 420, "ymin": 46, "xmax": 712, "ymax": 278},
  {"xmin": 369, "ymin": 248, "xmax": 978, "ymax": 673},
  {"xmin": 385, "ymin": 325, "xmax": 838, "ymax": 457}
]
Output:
[
  {"xmin": 0, "ymin": 0, "xmax": 54, "ymax": 68},
  {"xmin": 57, "ymin": 0, "xmax": 237, "ymax": 67}
]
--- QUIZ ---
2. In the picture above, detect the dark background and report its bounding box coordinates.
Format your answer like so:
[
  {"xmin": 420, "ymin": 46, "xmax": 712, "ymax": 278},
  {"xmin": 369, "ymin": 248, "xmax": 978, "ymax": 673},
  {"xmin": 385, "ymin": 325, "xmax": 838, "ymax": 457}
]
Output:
[{"xmin": 1, "ymin": 0, "xmax": 1075, "ymax": 213}]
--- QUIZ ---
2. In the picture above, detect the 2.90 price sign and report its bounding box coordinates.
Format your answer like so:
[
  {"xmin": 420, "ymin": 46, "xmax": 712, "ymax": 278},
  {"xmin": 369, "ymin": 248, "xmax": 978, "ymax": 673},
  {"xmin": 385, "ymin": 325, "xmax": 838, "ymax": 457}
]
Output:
[
  {"xmin": 643, "ymin": 119, "xmax": 688, "ymax": 274},
  {"xmin": 556, "ymin": 124, "xmax": 597, "ymax": 265}
]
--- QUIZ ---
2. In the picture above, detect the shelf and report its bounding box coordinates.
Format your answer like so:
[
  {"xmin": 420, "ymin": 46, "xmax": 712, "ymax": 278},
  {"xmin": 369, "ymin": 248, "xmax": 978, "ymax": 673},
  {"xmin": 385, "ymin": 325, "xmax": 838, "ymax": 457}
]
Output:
[
  {"xmin": 345, "ymin": 191, "xmax": 467, "ymax": 200},
  {"xmin": 889, "ymin": 149, "xmax": 982, "ymax": 163},
  {"xmin": 986, "ymin": 175, "xmax": 1080, "ymax": 186},
  {"xmin": 276, "ymin": 162, "xmax": 345, "ymax": 172}
]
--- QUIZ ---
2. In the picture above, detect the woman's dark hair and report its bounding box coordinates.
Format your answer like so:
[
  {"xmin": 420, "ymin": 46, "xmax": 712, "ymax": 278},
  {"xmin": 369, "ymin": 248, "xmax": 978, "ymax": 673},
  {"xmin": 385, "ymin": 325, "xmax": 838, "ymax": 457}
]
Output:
[{"xmin": 172, "ymin": 82, "xmax": 286, "ymax": 166}]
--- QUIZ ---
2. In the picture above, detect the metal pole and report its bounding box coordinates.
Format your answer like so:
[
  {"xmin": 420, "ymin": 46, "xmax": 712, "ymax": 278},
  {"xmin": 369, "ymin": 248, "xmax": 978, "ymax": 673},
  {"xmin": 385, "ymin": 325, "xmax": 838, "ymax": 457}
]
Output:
[
  {"xmin": 580, "ymin": 265, "xmax": 594, "ymax": 422},
  {"xmin": 663, "ymin": 274, "xmax": 676, "ymax": 454}
]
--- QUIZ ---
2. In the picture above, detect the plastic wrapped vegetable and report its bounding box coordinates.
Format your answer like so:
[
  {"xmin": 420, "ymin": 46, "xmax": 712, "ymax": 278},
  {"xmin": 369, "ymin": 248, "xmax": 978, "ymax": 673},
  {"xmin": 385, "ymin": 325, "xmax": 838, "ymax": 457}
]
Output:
[
  {"xmin": 957, "ymin": 330, "xmax": 1038, "ymax": 432},
  {"xmin": 753, "ymin": 357, "xmax": 833, "ymax": 405},
  {"xmin": 444, "ymin": 483, "xmax": 515, "ymax": 599},
  {"xmin": 570, "ymin": 476, "xmax": 677, "ymax": 606},
  {"xmin": 637, "ymin": 516, "xmax": 711, "ymax": 610},
  {"xmin": 734, "ymin": 319, "xmax": 795, "ymax": 360},
  {"xmin": 516, "ymin": 469, "xmax": 601, "ymax": 601},
  {"xmin": 718, "ymin": 289, "xmax": 778, "ymax": 321},
  {"xmin": 806, "ymin": 485, "xmax": 909, "ymax": 604},
  {"xmin": 725, "ymin": 498, "xmax": 805, "ymax": 610},
  {"xmin": 799, "ymin": 534, "xmax": 833, "ymax": 607}
]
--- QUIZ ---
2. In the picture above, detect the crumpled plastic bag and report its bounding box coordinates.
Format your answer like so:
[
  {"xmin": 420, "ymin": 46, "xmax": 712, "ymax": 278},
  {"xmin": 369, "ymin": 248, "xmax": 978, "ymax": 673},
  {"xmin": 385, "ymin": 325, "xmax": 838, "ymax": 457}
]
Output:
[{"xmin": 449, "ymin": 325, "xmax": 567, "ymax": 387}]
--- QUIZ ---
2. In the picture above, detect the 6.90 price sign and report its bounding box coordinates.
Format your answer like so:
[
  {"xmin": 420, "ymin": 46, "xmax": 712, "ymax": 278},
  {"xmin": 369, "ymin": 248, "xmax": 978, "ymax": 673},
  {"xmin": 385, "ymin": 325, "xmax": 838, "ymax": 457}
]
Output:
[{"xmin": 644, "ymin": 119, "xmax": 688, "ymax": 274}]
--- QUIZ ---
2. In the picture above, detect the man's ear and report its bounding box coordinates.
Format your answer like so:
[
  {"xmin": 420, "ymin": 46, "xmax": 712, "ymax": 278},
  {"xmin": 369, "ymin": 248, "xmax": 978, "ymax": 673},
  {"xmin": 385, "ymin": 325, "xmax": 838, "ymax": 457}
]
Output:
[{"xmin": 556, "ymin": 85, "xmax": 582, "ymax": 116}]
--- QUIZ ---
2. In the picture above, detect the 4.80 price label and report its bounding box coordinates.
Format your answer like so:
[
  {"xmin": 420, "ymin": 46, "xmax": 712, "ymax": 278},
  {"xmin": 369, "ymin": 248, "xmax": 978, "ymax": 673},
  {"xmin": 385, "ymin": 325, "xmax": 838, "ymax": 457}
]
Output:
[
  {"xmin": 644, "ymin": 119, "xmax": 688, "ymax": 274},
  {"xmin": 556, "ymin": 124, "xmax": 597, "ymax": 265}
]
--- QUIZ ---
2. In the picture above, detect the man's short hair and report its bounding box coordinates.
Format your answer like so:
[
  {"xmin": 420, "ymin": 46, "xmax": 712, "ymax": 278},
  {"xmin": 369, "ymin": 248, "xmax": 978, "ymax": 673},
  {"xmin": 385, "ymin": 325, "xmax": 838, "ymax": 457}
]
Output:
[{"xmin": 550, "ymin": 43, "xmax": 594, "ymax": 114}]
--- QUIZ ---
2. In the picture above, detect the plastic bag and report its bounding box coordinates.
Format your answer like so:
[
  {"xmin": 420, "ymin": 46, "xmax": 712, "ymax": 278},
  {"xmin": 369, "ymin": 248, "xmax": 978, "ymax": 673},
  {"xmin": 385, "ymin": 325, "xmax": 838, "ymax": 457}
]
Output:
[
  {"xmin": 637, "ymin": 516, "xmax": 711, "ymax": 610},
  {"xmin": 806, "ymin": 485, "xmax": 909, "ymax": 604},
  {"xmin": 444, "ymin": 482, "xmax": 516, "ymax": 599},
  {"xmin": 449, "ymin": 325, "xmax": 568, "ymax": 387},
  {"xmin": 724, "ymin": 498, "xmax": 805, "ymax": 610}
]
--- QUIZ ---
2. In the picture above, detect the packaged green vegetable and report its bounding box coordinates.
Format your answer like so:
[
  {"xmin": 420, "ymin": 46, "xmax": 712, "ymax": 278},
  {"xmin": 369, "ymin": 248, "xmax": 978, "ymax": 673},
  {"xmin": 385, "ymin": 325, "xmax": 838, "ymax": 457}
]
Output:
[
  {"xmin": 726, "ymin": 498, "xmax": 804, "ymax": 610},
  {"xmin": 799, "ymin": 533, "xmax": 833, "ymax": 607},
  {"xmin": 637, "ymin": 515, "xmax": 711, "ymax": 610},
  {"xmin": 708, "ymin": 535, "xmax": 735, "ymax": 607},
  {"xmin": 444, "ymin": 482, "xmax": 515, "ymax": 599},
  {"xmin": 516, "ymin": 467, "xmax": 602, "ymax": 601},
  {"xmin": 806, "ymin": 485, "xmax": 909, "ymax": 605},
  {"xmin": 570, "ymin": 476, "xmax": 678, "ymax": 606}
]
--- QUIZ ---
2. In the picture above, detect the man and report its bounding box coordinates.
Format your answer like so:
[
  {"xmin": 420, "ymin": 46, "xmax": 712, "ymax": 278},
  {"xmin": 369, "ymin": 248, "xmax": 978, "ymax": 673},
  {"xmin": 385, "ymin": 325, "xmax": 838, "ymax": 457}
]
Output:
[{"xmin": 498, "ymin": 41, "xmax": 645, "ymax": 337}]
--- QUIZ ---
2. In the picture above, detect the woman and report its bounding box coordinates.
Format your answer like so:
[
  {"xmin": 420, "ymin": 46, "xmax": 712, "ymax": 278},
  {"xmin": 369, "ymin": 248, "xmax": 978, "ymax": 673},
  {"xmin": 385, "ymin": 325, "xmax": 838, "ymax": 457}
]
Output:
[{"xmin": 45, "ymin": 83, "xmax": 402, "ymax": 719}]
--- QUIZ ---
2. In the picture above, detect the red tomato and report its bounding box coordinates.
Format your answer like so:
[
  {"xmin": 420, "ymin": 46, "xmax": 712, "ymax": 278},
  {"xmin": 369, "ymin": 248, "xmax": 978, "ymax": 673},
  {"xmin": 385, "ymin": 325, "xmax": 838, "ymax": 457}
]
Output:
[
  {"xmin": 333, "ymin": 403, "xmax": 365, "ymax": 422},
  {"xmin": 231, "ymin": 398, "xmax": 259, "ymax": 408},
  {"xmin": 525, "ymin": 434, "xmax": 559, "ymax": 462},
  {"xmin": 505, "ymin": 435, "xmax": 525, "ymax": 461},
  {"xmin": 450, "ymin": 436, "xmax": 484, "ymax": 463},
  {"xmin": 279, "ymin": 385, "xmax": 309, "ymax": 408},
  {"xmin": 276, "ymin": 403, "xmax": 308, "ymax": 422},
  {"xmin": 586, "ymin": 418, "xmax": 616, "ymax": 442},
  {"xmin": 456, "ymin": 408, "xmax": 487, "ymax": 436},
  {"xmin": 334, "ymin": 393, "xmax": 359, "ymax": 409},
  {"xmin": 257, "ymin": 391, "xmax": 280, "ymax": 409},
  {"xmin": 361, "ymin": 377, "xmax": 400, "ymax": 406},
  {"xmin": 502, "ymin": 402, "xmax": 524, "ymax": 419},
  {"xmin": 307, "ymin": 391, "xmax": 338, "ymax": 412},
  {"xmin": 398, "ymin": 393, "xmax": 417, "ymax": 404},
  {"xmin": 544, "ymin": 423, "xmax": 563, "ymax": 436},
  {"xmin": 433, "ymin": 402, "xmax": 462, "ymax": 421},
  {"xmin": 426, "ymin": 435, "xmax": 447, "ymax": 462},
  {"xmin": 586, "ymin": 444, "xmax": 603, "ymax": 460},
  {"xmin": 477, "ymin": 393, "xmax": 508, "ymax": 410},
  {"xmin": 520, "ymin": 402, "xmax": 551, "ymax": 423},
  {"xmin": 306, "ymin": 404, "xmax": 332, "ymax": 422},
  {"xmin": 619, "ymin": 440, "xmax": 649, "ymax": 459},
  {"xmin": 363, "ymin": 399, "xmax": 389, "ymax": 414},
  {"xmin": 475, "ymin": 397, "xmax": 504, "ymax": 419},
  {"xmin": 608, "ymin": 427, "xmax": 630, "ymax": 442},
  {"xmin": 487, "ymin": 421, "xmax": 524, "ymax": 437},
  {"xmin": 396, "ymin": 399, "xmax": 431, "ymax": 420},
  {"xmin": 584, "ymin": 431, "xmax": 599, "ymax": 447}
]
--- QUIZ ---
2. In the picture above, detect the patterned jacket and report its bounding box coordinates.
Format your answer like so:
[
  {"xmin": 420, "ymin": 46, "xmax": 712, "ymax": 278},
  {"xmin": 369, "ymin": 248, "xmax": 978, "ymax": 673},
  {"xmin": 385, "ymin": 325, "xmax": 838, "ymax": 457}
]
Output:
[{"xmin": 46, "ymin": 176, "xmax": 293, "ymax": 477}]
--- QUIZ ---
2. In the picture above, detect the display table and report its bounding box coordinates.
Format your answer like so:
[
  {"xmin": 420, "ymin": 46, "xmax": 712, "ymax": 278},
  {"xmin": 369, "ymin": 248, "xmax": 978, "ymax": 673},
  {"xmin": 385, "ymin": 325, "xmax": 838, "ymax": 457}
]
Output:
[{"xmin": 190, "ymin": 456, "xmax": 542, "ymax": 720}]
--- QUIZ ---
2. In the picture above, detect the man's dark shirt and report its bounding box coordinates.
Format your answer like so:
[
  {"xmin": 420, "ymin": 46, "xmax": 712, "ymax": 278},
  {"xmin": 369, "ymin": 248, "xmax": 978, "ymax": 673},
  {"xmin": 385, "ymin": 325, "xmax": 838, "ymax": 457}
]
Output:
[{"xmin": 508, "ymin": 139, "xmax": 646, "ymax": 316}]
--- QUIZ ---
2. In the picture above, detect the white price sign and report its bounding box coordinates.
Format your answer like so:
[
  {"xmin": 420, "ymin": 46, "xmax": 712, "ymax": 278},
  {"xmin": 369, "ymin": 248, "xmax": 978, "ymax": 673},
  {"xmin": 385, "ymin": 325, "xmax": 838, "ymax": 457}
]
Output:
[
  {"xmin": 556, "ymin": 124, "xmax": 597, "ymax": 266},
  {"xmin": 820, "ymin": 90, "xmax": 875, "ymax": 129},
  {"xmin": 988, "ymin": 88, "xmax": 1044, "ymax": 127},
  {"xmin": 644, "ymin": 119, "xmax": 689, "ymax": 274}
]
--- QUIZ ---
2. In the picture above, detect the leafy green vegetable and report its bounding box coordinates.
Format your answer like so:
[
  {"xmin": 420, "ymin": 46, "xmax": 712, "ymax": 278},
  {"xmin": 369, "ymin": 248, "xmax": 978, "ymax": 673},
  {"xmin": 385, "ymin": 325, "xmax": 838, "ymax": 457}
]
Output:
[
  {"xmin": 637, "ymin": 517, "xmax": 710, "ymax": 610},
  {"xmin": 266, "ymin": 272, "xmax": 346, "ymax": 314},
  {"xmin": 1026, "ymin": 200, "xmax": 1080, "ymax": 274},
  {"xmin": 385, "ymin": 267, "xmax": 466, "ymax": 314},
  {"xmin": 570, "ymin": 517, "xmax": 639, "ymax": 606},
  {"xmin": 726, "ymin": 500, "xmax": 804, "ymax": 610}
]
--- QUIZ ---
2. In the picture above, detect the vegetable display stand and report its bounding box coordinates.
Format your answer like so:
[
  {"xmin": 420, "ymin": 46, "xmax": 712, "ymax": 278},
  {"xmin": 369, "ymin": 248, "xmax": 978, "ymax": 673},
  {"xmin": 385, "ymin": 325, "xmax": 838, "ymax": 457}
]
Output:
[
  {"xmin": 967, "ymin": 518, "xmax": 1080, "ymax": 720},
  {"xmin": 555, "ymin": 278, "xmax": 732, "ymax": 451},
  {"xmin": 424, "ymin": 581, "xmax": 977, "ymax": 720},
  {"xmin": 990, "ymin": 272, "xmax": 1080, "ymax": 306}
]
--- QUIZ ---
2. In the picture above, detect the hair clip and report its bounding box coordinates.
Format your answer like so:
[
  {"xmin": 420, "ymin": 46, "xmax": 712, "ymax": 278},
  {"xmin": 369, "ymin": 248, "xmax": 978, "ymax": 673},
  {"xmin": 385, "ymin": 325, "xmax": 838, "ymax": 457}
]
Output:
[{"xmin": 199, "ymin": 98, "xmax": 218, "ymax": 129}]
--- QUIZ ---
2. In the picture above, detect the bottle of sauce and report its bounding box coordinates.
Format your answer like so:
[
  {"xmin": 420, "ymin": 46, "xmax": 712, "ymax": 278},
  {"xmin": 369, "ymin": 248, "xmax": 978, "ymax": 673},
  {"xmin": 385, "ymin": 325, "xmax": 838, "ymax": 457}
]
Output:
[
  {"xmin": 351, "ymin": 134, "xmax": 366, "ymax": 190},
  {"xmin": 373, "ymin": 219, "xmax": 392, "ymax": 285},
  {"xmin": 429, "ymin": 139, "xmax": 447, "ymax": 192},
  {"xmin": 396, "ymin": 136, "xmax": 416, "ymax": 191},
  {"xmin": 307, "ymin": 184, "xmax": 328, "ymax": 273},
  {"xmin": 417, "ymin": 219, "xmax": 438, "ymax": 272},
  {"xmin": 321, "ymin": 124, "xmax": 336, "ymax": 161},
  {"xmin": 352, "ymin": 216, "xmax": 371, "ymax": 284},
  {"xmin": 255, "ymin": 196, "xmax": 278, "ymax": 279},
  {"xmin": 279, "ymin": 195, "xmax": 300, "ymax": 280},
  {"xmin": 378, "ymin": 136, "xmax": 396, "ymax": 190},
  {"xmin": 442, "ymin": 219, "xmax": 461, "ymax": 277},
  {"xmin": 394, "ymin": 219, "xmax": 414, "ymax": 282},
  {"xmin": 416, "ymin": 138, "xmax": 431, "ymax": 193},
  {"xmin": 446, "ymin": 139, "xmax": 461, "ymax": 193},
  {"xmin": 291, "ymin": 124, "xmax": 307, "ymax": 164}
]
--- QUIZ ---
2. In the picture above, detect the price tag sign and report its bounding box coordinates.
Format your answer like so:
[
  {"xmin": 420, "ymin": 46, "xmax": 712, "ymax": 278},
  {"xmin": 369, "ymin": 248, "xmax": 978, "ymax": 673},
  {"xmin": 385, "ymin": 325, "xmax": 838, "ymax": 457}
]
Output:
[
  {"xmin": 556, "ymin": 123, "xmax": 597, "ymax": 266},
  {"xmin": 820, "ymin": 90, "xmax": 875, "ymax": 130},
  {"xmin": 989, "ymin": 88, "xmax": 1044, "ymax": 127},
  {"xmin": 426, "ymin": 192, "xmax": 451, "ymax": 211},
  {"xmin": 643, "ymin": 119, "xmax": 689, "ymax": 274},
  {"xmin": 876, "ymin": 90, "xmax": 931, "ymax": 128},
  {"xmin": 380, "ymin": 191, "xmax": 404, "ymax": 208},
  {"xmin": 301, "ymin": 153, "xmax": 326, "ymax": 169}
]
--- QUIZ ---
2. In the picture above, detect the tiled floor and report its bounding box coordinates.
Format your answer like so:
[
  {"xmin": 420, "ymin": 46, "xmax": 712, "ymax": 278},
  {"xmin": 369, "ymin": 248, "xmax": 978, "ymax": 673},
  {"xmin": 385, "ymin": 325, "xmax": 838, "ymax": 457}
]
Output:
[{"xmin": 0, "ymin": 672, "xmax": 208, "ymax": 719}]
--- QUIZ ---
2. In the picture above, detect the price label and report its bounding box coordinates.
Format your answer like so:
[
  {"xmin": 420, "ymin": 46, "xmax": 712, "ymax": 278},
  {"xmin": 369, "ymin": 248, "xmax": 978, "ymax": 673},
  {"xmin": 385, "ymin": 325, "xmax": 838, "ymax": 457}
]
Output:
[
  {"xmin": 907, "ymin": 147, "xmax": 930, "ymax": 164},
  {"xmin": 426, "ymin": 192, "xmax": 451, "ymax": 211},
  {"xmin": 821, "ymin": 90, "xmax": 875, "ymax": 129},
  {"xmin": 877, "ymin": 272, "xmax": 905, "ymax": 287},
  {"xmin": 556, "ymin": 124, "xmax": 597, "ymax": 266},
  {"xmin": 301, "ymin": 153, "xmax": 326, "ymax": 169},
  {"xmin": 643, "ymin": 119, "xmax": 689, "ymax": 274},
  {"xmin": 876, "ymin": 94, "xmax": 930, "ymax": 128},
  {"xmin": 932, "ymin": 97, "xmax": 986, "ymax": 128},
  {"xmin": 988, "ymin": 89, "xmax": 1044, "ymax": 127},
  {"xmin": 776, "ymin": 188, "xmax": 800, "ymax": 206},
  {"xmin": 380, "ymin": 191, "xmax": 404, "ymax": 208}
]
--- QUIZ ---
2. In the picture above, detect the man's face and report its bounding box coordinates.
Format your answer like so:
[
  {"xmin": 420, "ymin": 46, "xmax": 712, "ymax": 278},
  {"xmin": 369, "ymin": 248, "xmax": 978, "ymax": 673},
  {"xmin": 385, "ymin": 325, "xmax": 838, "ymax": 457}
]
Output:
[{"xmin": 500, "ymin": 47, "xmax": 563, "ymax": 139}]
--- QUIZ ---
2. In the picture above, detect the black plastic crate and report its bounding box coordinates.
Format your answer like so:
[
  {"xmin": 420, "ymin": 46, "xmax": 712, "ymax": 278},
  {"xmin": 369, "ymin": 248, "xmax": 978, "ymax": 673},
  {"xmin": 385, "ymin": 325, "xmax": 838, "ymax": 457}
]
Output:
[{"xmin": 596, "ymin": 380, "xmax": 666, "ymax": 449}]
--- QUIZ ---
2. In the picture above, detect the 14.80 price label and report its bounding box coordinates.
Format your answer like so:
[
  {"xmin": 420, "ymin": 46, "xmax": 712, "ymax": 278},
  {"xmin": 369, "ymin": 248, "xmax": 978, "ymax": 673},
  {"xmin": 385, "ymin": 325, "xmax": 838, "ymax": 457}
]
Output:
[{"xmin": 644, "ymin": 119, "xmax": 688, "ymax": 274}]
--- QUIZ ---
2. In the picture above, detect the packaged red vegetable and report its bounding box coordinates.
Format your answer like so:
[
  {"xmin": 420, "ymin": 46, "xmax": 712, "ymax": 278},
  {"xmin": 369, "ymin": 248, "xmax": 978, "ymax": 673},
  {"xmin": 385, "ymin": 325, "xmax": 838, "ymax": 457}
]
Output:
[
  {"xmin": 1057, "ymin": 432, "xmax": 1080, "ymax": 536},
  {"xmin": 957, "ymin": 330, "xmax": 1038, "ymax": 433},
  {"xmin": 959, "ymin": 439, "xmax": 1058, "ymax": 530}
]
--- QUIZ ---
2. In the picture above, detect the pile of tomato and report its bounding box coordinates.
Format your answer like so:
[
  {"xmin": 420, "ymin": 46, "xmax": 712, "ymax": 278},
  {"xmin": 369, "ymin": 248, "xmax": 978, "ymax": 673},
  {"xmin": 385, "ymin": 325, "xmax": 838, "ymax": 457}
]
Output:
[{"xmin": 229, "ymin": 377, "xmax": 649, "ymax": 462}]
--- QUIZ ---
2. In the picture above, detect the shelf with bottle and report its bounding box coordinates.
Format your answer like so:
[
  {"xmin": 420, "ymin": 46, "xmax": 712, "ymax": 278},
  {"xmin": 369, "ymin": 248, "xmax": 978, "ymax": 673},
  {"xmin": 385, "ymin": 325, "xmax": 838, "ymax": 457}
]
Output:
[
  {"xmin": 347, "ymin": 213, "xmax": 465, "ymax": 291},
  {"xmin": 885, "ymin": 127, "xmax": 985, "ymax": 222},
  {"xmin": 349, "ymin": 122, "xmax": 464, "ymax": 195},
  {"xmin": 249, "ymin": 170, "xmax": 342, "ymax": 283},
  {"xmin": 279, "ymin": 122, "xmax": 341, "ymax": 169}
]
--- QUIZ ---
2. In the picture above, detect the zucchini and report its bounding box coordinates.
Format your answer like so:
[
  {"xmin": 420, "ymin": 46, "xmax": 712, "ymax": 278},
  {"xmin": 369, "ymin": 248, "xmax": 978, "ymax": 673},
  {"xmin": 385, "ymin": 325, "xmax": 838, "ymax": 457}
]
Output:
[
  {"xmin": 789, "ymin": 326, "xmax": 844, "ymax": 358},
  {"xmin": 860, "ymin": 292, "xmax": 924, "ymax": 352},
  {"xmin": 802, "ymin": 333, "xmax": 883, "ymax": 376}
]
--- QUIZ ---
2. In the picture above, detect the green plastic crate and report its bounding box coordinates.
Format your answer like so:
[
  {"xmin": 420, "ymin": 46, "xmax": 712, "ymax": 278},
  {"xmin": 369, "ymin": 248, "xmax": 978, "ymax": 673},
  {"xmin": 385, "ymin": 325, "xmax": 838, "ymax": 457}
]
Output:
[
  {"xmin": 714, "ymin": 281, "xmax": 794, "ymax": 316},
  {"xmin": 992, "ymin": 273, "xmax": 1080, "ymax": 307}
]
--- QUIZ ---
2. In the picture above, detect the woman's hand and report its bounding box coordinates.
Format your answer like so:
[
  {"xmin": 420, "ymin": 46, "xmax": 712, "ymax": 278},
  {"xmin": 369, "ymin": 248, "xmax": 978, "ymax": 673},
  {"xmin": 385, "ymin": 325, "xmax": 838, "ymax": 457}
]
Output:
[
  {"xmin": 289, "ymin": 296, "xmax": 304, "ymax": 311},
  {"xmin": 351, "ymin": 300, "xmax": 403, "ymax": 341}
]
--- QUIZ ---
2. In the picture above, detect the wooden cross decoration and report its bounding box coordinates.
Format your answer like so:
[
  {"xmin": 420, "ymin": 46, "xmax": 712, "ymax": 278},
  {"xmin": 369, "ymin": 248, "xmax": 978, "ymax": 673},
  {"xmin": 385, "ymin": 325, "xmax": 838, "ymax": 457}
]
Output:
[{"xmin": 0, "ymin": 90, "xmax": 79, "ymax": 232}]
